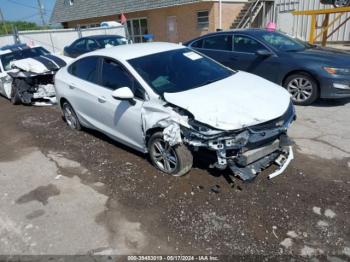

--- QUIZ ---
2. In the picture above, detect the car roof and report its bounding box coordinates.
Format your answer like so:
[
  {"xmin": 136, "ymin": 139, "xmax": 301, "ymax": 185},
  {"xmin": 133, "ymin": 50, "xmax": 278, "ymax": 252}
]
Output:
[
  {"xmin": 183, "ymin": 28, "xmax": 268, "ymax": 44},
  {"xmin": 83, "ymin": 34, "xmax": 125, "ymax": 40},
  {"xmin": 86, "ymin": 42, "xmax": 186, "ymax": 60}
]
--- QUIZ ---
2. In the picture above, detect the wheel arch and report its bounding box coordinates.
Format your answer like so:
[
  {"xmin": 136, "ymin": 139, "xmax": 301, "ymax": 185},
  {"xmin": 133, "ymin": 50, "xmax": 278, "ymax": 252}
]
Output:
[
  {"xmin": 145, "ymin": 127, "xmax": 164, "ymax": 145},
  {"xmin": 59, "ymin": 97, "xmax": 69, "ymax": 109}
]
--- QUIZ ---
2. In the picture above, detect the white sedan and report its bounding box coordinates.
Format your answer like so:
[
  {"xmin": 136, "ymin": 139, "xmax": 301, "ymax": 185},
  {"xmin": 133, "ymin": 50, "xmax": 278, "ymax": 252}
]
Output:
[{"xmin": 54, "ymin": 43, "xmax": 296, "ymax": 181}]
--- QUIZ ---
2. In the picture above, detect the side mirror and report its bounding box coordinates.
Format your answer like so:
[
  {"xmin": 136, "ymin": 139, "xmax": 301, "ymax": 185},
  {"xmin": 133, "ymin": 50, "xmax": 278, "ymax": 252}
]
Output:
[
  {"xmin": 111, "ymin": 87, "xmax": 134, "ymax": 100},
  {"xmin": 256, "ymin": 49, "xmax": 273, "ymax": 56}
]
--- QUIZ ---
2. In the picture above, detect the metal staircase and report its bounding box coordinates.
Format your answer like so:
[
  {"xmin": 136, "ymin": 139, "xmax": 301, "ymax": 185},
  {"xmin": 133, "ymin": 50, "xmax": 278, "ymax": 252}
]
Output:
[{"xmin": 232, "ymin": 0, "xmax": 266, "ymax": 29}]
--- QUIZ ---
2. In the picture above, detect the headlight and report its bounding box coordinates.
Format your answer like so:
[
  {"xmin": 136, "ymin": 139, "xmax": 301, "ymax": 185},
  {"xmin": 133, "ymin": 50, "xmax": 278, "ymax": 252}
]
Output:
[
  {"xmin": 189, "ymin": 121, "xmax": 223, "ymax": 136},
  {"xmin": 225, "ymin": 130, "xmax": 250, "ymax": 148},
  {"xmin": 323, "ymin": 67, "xmax": 350, "ymax": 75}
]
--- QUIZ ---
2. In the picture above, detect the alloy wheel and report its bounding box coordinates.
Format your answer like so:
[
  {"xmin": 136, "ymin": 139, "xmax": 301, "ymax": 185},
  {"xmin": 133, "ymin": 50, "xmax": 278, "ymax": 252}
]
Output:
[
  {"xmin": 151, "ymin": 139, "xmax": 178, "ymax": 173},
  {"xmin": 63, "ymin": 104, "xmax": 78, "ymax": 129},
  {"xmin": 287, "ymin": 77, "xmax": 313, "ymax": 103}
]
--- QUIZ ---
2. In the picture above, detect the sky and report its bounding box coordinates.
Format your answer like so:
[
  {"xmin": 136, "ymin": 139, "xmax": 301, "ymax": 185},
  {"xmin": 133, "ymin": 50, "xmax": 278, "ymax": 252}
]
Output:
[{"xmin": 0, "ymin": 0, "xmax": 56, "ymax": 25}]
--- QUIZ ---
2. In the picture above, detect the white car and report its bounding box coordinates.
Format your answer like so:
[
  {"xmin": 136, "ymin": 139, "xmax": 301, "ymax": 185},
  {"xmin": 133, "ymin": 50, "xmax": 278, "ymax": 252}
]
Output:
[
  {"xmin": 55, "ymin": 42, "xmax": 296, "ymax": 181},
  {"xmin": 0, "ymin": 44, "xmax": 71, "ymax": 106}
]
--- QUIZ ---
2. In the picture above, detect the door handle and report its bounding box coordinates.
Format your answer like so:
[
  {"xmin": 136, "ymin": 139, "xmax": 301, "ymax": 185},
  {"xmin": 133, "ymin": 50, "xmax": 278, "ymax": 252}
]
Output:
[
  {"xmin": 97, "ymin": 96, "xmax": 107, "ymax": 103},
  {"xmin": 69, "ymin": 85, "xmax": 75, "ymax": 90}
]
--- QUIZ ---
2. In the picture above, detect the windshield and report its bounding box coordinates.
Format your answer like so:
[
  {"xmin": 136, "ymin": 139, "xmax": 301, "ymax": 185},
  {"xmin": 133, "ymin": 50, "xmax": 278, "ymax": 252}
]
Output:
[
  {"xmin": 0, "ymin": 47, "xmax": 50, "ymax": 71},
  {"xmin": 128, "ymin": 48, "xmax": 234, "ymax": 95},
  {"xmin": 97, "ymin": 36, "xmax": 128, "ymax": 47},
  {"xmin": 261, "ymin": 31, "xmax": 307, "ymax": 51}
]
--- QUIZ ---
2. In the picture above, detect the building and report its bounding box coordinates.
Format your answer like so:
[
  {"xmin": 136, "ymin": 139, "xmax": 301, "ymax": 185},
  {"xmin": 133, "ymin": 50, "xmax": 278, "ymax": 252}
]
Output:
[
  {"xmin": 274, "ymin": 0, "xmax": 350, "ymax": 43},
  {"xmin": 50, "ymin": 0, "xmax": 248, "ymax": 43}
]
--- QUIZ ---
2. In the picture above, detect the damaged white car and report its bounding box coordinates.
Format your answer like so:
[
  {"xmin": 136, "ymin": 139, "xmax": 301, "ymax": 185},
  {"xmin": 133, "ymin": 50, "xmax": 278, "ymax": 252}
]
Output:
[
  {"xmin": 55, "ymin": 43, "xmax": 296, "ymax": 181},
  {"xmin": 0, "ymin": 44, "xmax": 71, "ymax": 106}
]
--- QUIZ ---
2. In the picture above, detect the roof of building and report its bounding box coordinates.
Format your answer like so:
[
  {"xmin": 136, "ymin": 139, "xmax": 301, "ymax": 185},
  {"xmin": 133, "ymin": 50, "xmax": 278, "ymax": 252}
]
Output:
[
  {"xmin": 79, "ymin": 42, "xmax": 186, "ymax": 61},
  {"xmin": 50, "ymin": 0, "xmax": 204, "ymax": 24}
]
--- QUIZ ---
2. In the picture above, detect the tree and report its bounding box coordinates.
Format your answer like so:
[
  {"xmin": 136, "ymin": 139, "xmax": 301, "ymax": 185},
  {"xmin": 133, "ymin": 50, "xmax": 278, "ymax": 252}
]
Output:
[{"xmin": 0, "ymin": 21, "xmax": 43, "ymax": 36}]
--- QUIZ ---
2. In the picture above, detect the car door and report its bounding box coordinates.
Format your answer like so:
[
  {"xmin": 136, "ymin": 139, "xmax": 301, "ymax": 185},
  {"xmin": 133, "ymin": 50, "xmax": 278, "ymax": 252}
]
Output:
[
  {"xmin": 190, "ymin": 34, "xmax": 236, "ymax": 69},
  {"xmin": 0, "ymin": 65, "xmax": 12, "ymax": 99},
  {"xmin": 0, "ymin": 65, "xmax": 7, "ymax": 96},
  {"xmin": 232, "ymin": 34, "xmax": 280, "ymax": 82},
  {"xmin": 96, "ymin": 57, "xmax": 145, "ymax": 151},
  {"xmin": 65, "ymin": 56, "xmax": 104, "ymax": 128}
]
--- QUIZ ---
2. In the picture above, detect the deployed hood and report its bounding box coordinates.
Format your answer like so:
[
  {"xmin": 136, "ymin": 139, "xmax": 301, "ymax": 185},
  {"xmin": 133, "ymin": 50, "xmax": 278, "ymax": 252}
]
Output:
[
  {"xmin": 10, "ymin": 54, "xmax": 72, "ymax": 74},
  {"xmin": 164, "ymin": 71, "xmax": 291, "ymax": 131}
]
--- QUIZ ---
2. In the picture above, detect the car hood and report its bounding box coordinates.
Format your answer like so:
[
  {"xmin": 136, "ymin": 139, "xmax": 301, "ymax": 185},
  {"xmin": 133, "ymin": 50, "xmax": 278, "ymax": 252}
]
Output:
[
  {"xmin": 291, "ymin": 47, "xmax": 350, "ymax": 67},
  {"xmin": 10, "ymin": 54, "xmax": 72, "ymax": 74},
  {"xmin": 163, "ymin": 71, "xmax": 292, "ymax": 131}
]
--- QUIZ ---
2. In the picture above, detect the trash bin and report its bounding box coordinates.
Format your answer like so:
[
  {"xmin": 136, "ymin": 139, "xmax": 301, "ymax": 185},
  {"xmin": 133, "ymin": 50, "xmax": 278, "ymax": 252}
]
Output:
[{"xmin": 143, "ymin": 34, "xmax": 154, "ymax": 42}]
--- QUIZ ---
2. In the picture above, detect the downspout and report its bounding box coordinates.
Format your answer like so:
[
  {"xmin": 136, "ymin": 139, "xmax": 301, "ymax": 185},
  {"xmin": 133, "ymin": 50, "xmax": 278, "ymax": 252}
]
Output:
[{"xmin": 219, "ymin": 0, "xmax": 222, "ymax": 30}]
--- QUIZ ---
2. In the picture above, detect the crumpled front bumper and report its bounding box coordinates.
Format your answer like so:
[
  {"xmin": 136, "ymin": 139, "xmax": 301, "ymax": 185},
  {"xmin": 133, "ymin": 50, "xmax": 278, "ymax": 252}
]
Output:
[{"xmin": 228, "ymin": 141, "xmax": 294, "ymax": 181}]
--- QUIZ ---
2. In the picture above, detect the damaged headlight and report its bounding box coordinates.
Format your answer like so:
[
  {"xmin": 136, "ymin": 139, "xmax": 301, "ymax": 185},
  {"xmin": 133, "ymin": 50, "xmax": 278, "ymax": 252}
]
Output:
[
  {"xmin": 225, "ymin": 130, "xmax": 250, "ymax": 148},
  {"xmin": 189, "ymin": 121, "xmax": 223, "ymax": 136}
]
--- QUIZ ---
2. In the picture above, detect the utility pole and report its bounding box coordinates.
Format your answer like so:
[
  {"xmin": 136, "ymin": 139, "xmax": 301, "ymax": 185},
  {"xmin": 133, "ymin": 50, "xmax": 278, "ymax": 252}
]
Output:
[
  {"xmin": 0, "ymin": 8, "xmax": 8, "ymax": 34},
  {"xmin": 37, "ymin": 0, "xmax": 46, "ymax": 26}
]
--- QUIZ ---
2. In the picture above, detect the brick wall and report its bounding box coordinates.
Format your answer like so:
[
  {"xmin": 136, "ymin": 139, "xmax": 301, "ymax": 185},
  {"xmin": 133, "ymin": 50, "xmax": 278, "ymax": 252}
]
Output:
[{"xmin": 65, "ymin": 2, "xmax": 243, "ymax": 43}]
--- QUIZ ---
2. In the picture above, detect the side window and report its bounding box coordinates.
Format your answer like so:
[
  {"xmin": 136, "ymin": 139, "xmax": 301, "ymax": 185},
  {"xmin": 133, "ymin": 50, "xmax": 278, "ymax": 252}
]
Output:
[
  {"xmin": 101, "ymin": 58, "xmax": 144, "ymax": 99},
  {"xmin": 86, "ymin": 39, "xmax": 99, "ymax": 51},
  {"xmin": 191, "ymin": 39, "xmax": 203, "ymax": 48},
  {"xmin": 233, "ymin": 35, "xmax": 267, "ymax": 53},
  {"xmin": 73, "ymin": 39, "xmax": 86, "ymax": 50},
  {"xmin": 69, "ymin": 56, "xmax": 99, "ymax": 83},
  {"xmin": 202, "ymin": 35, "xmax": 232, "ymax": 51}
]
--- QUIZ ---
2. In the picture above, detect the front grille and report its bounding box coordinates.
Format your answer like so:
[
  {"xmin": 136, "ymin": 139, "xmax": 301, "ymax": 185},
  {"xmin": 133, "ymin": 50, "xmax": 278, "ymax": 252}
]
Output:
[{"xmin": 249, "ymin": 101, "xmax": 295, "ymax": 132}]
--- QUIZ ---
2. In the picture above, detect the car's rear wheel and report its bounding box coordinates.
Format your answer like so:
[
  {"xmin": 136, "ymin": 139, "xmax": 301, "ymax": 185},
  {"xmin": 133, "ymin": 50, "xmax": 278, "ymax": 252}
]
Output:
[
  {"xmin": 284, "ymin": 73, "xmax": 319, "ymax": 106},
  {"xmin": 333, "ymin": 0, "xmax": 350, "ymax": 7},
  {"xmin": 62, "ymin": 101, "xmax": 81, "ymax": 130},
  {"xmin": 148, "ymin": 132, "xmax": 193, "ymax": 177}
]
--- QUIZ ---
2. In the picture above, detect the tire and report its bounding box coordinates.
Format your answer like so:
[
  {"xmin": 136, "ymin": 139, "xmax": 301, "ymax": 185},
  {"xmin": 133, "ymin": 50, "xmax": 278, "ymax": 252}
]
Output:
[
  {"xmin": 148, "ymin": 131, "xmax": 193, "ymax": 177},
  {"xmin": 11, "ymin": 88, "xmax": 21, "ymax": 105},
  {"xmin": 333, "ymin": 0, "xmax": 350, "ymax": 7},
  {"xmin": 283, "ymin": 73, "xmax": 319, "ymax": 106},
  {"xmin": 62, "ymin": 101, "xmax": 81, "ymax": 131}
]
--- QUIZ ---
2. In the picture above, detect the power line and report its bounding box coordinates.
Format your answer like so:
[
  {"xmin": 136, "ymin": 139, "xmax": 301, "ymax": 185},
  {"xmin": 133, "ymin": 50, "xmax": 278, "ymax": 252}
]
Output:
[
  {"xmin": 37, "ymin": 0, "xmax": 46, "ymax": 26},
  {"xmin": 7, "ymin": 0, "xmax": 51, "ymax": 13}
]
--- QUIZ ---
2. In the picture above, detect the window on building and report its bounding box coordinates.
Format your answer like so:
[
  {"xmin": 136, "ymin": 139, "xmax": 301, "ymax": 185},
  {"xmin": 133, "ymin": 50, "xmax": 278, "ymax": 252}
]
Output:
[
  {"xmin": 64, "ymin": 0, "xmax": 74, "ymax": 6},
  {"xmin": 197, "ymin": 11, "xmax": 209, "ymax": 28},
  {"xmin": 127, "ymin": 18, "xmax": 148, "ymax": 43}
]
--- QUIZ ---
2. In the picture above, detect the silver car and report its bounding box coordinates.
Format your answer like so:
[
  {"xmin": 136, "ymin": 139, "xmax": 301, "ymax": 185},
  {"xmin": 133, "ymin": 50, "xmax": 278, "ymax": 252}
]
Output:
[{"xmin": 54, "ymin": 43, "xmax": 295, "ymax": 181}]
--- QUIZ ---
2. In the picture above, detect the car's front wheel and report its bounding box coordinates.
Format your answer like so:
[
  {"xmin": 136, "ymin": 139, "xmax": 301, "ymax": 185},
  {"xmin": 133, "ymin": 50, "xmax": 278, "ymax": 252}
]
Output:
[
  {"xmin": 333, "ymin": 0, "xmax": 350, "ymax": 7},
  {"xmin": 148, "ymin": 132, "xmax": 193, "ymax": 177},
  {"xmin": 284, "ymin": 73, "xmax": 319, "ymax": 106},
  {"xmin": 11, "ymin": 89, "xmax": 21, "ymax": 105},
  {"xmin": 62, "ymin": 101, "xmax": 81, "ymax": 130}
]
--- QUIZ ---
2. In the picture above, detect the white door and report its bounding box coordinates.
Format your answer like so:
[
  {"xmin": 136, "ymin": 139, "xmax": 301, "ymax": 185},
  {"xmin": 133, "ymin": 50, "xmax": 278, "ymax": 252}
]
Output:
[
  {"xmin": 167, "ymin": 16, "xmax": 178, "ymax": 43},
  {"xmin": 96, "ymin": 57, "xmax": 145, "ymax": 151}
]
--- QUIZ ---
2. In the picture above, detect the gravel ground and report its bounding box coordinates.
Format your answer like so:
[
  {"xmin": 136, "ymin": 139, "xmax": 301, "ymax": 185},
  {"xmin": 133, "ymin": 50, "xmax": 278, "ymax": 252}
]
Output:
[{"xmin": 0, "ymin": 96, "xmax": 349, "ymax": 261}]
